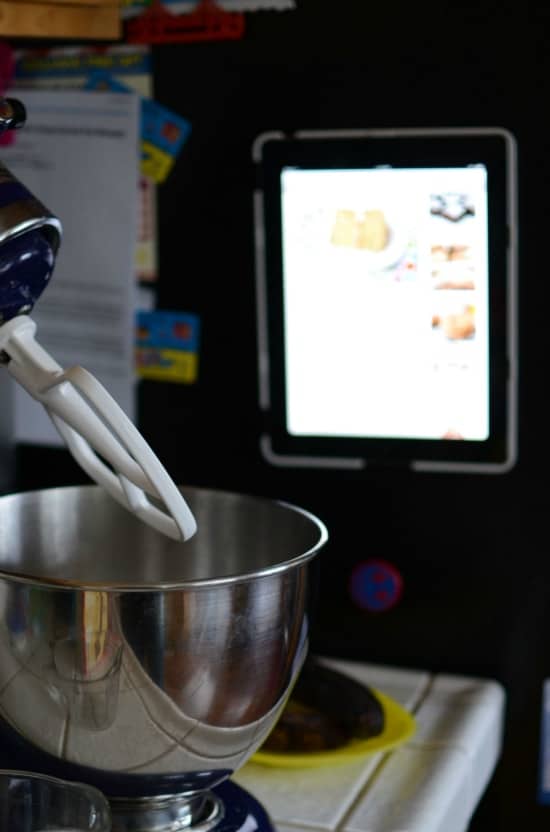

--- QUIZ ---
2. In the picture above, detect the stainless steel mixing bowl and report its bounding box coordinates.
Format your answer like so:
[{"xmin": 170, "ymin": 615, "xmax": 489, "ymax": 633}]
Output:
[{"xmin": 0, "ymin": 485, "xmax": 327, "ymax": 797}]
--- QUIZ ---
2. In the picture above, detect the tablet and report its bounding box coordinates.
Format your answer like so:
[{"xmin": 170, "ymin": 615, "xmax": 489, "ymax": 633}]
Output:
[{"xmin": 253, "ymin": 128, "xmax": 518, "ymax": 473}]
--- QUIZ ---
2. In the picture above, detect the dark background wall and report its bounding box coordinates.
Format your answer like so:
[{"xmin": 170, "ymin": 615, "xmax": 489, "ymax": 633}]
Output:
[{"xmin": 13, "ymin": 3, "xmax": 548, "ymax": 829}]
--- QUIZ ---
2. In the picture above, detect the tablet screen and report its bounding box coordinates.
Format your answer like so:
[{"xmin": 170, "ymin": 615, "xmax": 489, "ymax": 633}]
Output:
[{"xmin": 254, "ymin": 129, "xmax": 517, "ymax": 472}]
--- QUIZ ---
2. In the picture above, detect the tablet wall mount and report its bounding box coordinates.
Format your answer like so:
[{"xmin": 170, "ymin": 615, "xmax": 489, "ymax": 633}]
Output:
[{"xmin": 253, "ymin": 128, "xmax": 518, "ymax": 474}]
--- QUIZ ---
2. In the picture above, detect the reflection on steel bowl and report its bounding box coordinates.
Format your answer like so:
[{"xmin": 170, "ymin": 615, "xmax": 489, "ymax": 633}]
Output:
[{"xmin": 0, "ymin": 485, "xmax": 327, "ymax": 797}]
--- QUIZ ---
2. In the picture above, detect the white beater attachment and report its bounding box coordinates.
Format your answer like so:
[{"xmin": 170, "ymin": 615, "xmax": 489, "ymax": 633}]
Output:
[{"xmin": 0, "ymin": 315, "xmax": 197, "ymax": 542}]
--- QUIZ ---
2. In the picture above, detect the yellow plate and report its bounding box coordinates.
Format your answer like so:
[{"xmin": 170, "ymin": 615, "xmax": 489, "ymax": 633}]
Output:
[{"xmin": 251, "ymin": 689, "xmax": 416, "ymax": 768}]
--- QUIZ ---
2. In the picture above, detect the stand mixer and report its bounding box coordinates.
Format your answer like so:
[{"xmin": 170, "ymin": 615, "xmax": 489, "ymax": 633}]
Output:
[{"xmin": 0, "ymin": 97, "xmax": 328, "ymax": 831}]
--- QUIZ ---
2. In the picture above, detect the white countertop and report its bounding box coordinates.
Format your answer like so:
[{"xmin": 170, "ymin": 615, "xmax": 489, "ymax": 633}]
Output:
[{"xmin": 233, "ymin": 658, "xmax": 505, "ymax": 832}]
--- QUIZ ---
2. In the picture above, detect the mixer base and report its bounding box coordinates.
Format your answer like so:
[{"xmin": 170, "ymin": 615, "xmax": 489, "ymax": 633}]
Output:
[
  {"xmin": 0, "ymin": 718, "xmax": 274, "ymax": 831},
  {"xmin": 109, "ymin": 780, "xmax": 275, "ymax": 832}
]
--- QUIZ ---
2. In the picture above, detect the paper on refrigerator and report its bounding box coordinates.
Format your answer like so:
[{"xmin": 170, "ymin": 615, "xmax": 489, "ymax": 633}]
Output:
[
  {"xmin": 1, "ymin": 88, "xmax": 140, "ymax": 446},
  {"xmin": 13, "ymin": 45, "xmax": 158, "ymax": 283}
]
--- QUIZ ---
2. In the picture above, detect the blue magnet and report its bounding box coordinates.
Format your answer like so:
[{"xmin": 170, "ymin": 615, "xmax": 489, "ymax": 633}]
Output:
[{"xmin": 349, "ymin": 559, "xmax": 404, "ymax": 612}]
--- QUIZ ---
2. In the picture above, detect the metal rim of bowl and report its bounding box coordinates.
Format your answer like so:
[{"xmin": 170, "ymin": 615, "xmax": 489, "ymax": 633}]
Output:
[{"xmin": 0, "ymin": 485, "xmax": 329, "ymax": 592}]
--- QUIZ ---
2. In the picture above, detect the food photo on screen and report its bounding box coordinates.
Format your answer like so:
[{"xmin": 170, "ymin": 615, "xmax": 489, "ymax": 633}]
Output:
[{"xmin": 279, "ymin": 165, "xmax": 490, "ymax": 443}]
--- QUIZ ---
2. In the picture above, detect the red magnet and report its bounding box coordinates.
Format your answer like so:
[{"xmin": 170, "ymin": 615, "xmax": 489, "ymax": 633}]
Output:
[{"xmin": 126, "ymin": 0, "xmax": 245, "ymax": 45}]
